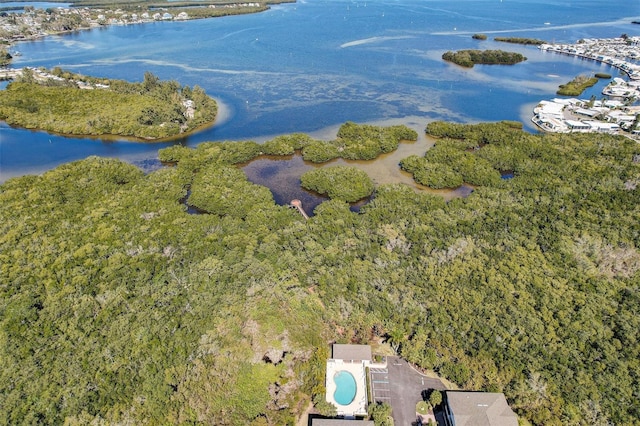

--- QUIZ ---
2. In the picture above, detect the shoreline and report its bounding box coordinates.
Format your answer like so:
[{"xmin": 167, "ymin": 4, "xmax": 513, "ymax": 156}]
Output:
[
  {"xmin": 1, "ymin": 3, "xmax": 276, "ymax": 51},
  {"xmin": 538, "ymin": 37, "xmax": 640, "ymax": 80},
  {"xmin": 531, "ymin": 36, "xmax": 640, "ymax": 138},
  {"xmin": 0, "ymin": 68, "xmax": 226, "ymax": 143}
]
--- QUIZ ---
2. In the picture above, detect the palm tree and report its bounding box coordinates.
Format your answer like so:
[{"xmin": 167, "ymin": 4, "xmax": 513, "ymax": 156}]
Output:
[{"xmin": 386, "ymin": 328, "xmax": 405, "ymax": 355}]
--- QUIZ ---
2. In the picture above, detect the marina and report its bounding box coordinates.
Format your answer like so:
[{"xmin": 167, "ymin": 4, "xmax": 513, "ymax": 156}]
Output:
[
  {"xmin": 539, "ymin": 36, "xmax": 640, "ymax": 80},
  {"xmin": 532, "ymin": 36, "xmax": 640, "ymax": 137}
]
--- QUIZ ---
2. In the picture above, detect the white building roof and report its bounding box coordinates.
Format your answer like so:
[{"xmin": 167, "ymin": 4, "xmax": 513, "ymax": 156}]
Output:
[{"xmin": 566, "ymin": 120, "xmax": 590, "ymax": 129}]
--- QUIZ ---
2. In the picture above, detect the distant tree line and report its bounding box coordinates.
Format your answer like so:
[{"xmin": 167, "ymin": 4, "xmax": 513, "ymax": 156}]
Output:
[{"xmin": 494, "ymin": 36, "xmax": 547, "ymax": 45}]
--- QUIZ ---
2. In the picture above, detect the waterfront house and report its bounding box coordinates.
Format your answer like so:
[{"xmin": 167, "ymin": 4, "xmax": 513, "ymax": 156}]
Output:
[
  {"xmin": 574, "ymin": 108, "xmax": 603, "ymax": 119},
  {"xmin": 565, "ymin": 120, "xmax": 591, "ymax": 132},
  {"xmin": 585, "ymin": 121, "xmax": 620, "ymax": 133},
  {"xmin": 533, "ymin": 100, "xmax": 564, "ymax": 119}
]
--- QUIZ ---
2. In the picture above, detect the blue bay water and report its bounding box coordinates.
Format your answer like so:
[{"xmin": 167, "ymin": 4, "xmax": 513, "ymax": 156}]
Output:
[
  {"xmin": 0, "ymin": 3, "xmax": 71, "ymax": 11},
  {"xmin": 1, "ymin": 0, "xmax": 639, "ymax": 180}
]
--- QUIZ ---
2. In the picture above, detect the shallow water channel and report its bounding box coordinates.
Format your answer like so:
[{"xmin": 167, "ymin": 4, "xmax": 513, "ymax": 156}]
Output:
[{"xmin": 240, "ymin": 127, "xmax": 474, "ymax": 216}]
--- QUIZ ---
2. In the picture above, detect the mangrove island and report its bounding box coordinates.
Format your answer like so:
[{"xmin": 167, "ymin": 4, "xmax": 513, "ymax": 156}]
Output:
[
  {"xmin": 442, "ymin": 49, "xmax": 527, "ymax": 68},
  {"xmin": 0, "ymin": 69, "xmax": 217, "ymax": 140}
]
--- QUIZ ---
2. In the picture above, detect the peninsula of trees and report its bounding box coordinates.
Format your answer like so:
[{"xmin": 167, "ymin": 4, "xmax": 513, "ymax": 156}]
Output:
[
  {"xmin": 0, "ymin": 2, "xmax": 297, "ymax": 52},
  {"xmin": 442, "ymin": 49, "xmax": 527, "ymax": 67},
  {"xmin": 556, "ymin": 74, "xmax": 599, "ymax": 96},
  {"xmin": 1, "ymin": 122, "xmax": 638, "ymax": 426},
  {"xmin": 0, "ymin": 69, "xmax": 217, "ymax": 140}
]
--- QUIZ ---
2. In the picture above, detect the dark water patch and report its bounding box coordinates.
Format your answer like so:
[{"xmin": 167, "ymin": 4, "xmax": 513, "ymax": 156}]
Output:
[
  {"xmin": 501, "ymin": 171, "xmax": 515, "ymax": 179},
  {"xmin": 132, "ymin": 158, "xmax": 164, "ymax": 174},
  {"xmin": 241, "ymin": 154, "xmax": 376, "ymax": 216},
  {"xmin": 178, "ymin": 188, "xmax": 207, "ymax": 215},
  {"xmin": 242, "ymin": 155, "xmax": 328, "ymax": 215},
  {"xmin": 425, "ymin": 184, "xmax": 475, "ymax": 200}
]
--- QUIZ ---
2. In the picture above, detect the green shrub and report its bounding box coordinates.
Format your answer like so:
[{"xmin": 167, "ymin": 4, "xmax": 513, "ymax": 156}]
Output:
[
  {"xmin": 263, "ymin": 133, "xmax": 313, "ymax": 154},
  {"xmin": 302, "ymin": 141, "xmax": 340, "ymax": 163},
  {"xmin": 400, "ymin": 155, "xmax": 463, "ymax": 189},
  {"xmin": 300, "ymin": 166, "xmax": 374, "ymax": 202},
  {"xmin": 158, "ymin": 145, "xmax": 193, "ymax": 163},
  {"xmin": 440, "ymin": 361, "xmax": 470, "ymax": 387},
  {"xmin": 188, "ymin": 165, "xmax": 274, "ymax": 217},
  {"xmin": 262, "ymin": 137, "xmax": 296, "ymax": 156}
]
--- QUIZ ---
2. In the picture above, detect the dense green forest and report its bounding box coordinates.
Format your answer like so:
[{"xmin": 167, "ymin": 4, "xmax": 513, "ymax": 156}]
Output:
[
  {"xmin": 1, "ymin": 122, "xmax": 639, "ymax": 425},
  {"xmin": 0, "ymin": 70, "xmax": 217, "ymax": 140},
  {"xmin": 442, "ymin": 50, "xmax": 527, "ymax": 68}
]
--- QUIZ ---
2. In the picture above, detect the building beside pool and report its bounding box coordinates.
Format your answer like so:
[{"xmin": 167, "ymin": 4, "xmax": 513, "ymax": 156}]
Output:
[
  {"xmin": 325, "ymin": 344, "xmax": 372, "ymax": 417},
  {"xmin": 311, "ymin": 419, "xmax": 374, "ymax": 426},
  {"xmin": 443, "ymin": 391, "xmax": 518, "ymax": 426}
]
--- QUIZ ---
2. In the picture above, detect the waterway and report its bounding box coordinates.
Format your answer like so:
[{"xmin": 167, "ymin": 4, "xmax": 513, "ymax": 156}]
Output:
[
  {"xmin": 0, "ymin": 2, "xmax": 71, "ymax": 12},
  {"xmin": 1, "ymin": 0, "xmax": 639, "ymax": 182}
]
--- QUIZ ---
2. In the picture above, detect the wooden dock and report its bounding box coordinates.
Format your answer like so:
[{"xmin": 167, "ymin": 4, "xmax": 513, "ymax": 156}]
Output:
[{"xmin": 290, "ymin": 199, "xmax": 309, "ymax": 220}]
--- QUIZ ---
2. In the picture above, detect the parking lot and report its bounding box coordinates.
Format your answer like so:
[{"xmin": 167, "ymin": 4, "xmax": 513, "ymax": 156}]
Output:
[
  {"xmin": 369, "ymin": 357, "xmax": 447, "ymax": 425},
  {"xmin": 370, "ymin": 367, "xmax": 391, "ymax": 403}
]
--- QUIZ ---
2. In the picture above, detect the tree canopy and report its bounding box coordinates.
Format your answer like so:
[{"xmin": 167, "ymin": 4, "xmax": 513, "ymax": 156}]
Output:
[
  {"xmin": 1, "ymin": 122, "xmax": 639, "ymax": 425},
  {"xmin": 0, "ymin": 70, "xmax": 217, "ymax": 140},
  {"xmin": 301, "ymin": 166, "xmax": 375, "ymax": 202},
  {"xmin": 442, "ymin": 50, "xmax": 527, "ymax": 67}
]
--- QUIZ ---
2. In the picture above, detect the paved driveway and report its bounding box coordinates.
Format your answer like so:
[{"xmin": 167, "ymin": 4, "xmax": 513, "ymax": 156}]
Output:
[{"xmin": 370, "ymin": 356, "xmax": 446, "ymax": 426}]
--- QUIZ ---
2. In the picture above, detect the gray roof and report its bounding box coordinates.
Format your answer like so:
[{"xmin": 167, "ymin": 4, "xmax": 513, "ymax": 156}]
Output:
[
  {"xmin": 311, "ymin": 420, "xmax": 374, "ymax": 426},
  {"xmin": 446, "ymin": 392, "xmax": 518, "ymax": 426},
  {"xmin": 331, "ymin": 344, "xmax": 372, "ymax": 361}
]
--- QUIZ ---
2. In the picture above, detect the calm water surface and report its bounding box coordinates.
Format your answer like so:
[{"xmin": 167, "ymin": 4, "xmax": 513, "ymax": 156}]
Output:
[
  {"xmin": 1, "ymin": 0, "xmax": 639, "ymax": 182},
  {"xmin": 0, "ymin": 2, "xmax": 70, "ymax": 11}
]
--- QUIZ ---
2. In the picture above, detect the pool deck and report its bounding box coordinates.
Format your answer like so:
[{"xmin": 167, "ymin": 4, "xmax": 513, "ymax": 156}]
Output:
[{"xmin": 326, "ymin": 359, "xmax": 368, "ymax": 416}]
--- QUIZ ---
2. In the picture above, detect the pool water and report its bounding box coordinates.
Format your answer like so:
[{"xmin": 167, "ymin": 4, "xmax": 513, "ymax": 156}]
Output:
[{"xmin": 333, "ymin": 371, "xmax": 357, "ymax": 406}]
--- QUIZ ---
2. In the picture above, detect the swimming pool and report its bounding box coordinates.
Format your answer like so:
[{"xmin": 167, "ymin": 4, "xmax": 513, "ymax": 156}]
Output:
[{"xmin": 333, "ymin": 370, "xmax": 357, "ymax": 406}]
